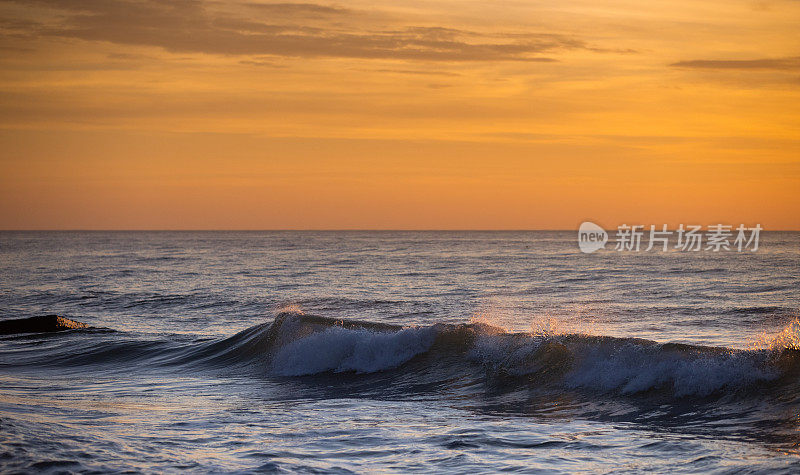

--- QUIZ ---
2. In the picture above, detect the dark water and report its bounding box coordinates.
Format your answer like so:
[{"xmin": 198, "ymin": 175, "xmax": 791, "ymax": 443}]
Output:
[{"xmin": 1, "ymin": 231, "xmax": 799, "ymax": 473}]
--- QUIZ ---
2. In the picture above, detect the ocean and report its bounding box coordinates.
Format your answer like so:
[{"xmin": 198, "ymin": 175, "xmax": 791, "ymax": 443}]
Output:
[{"xmin": 0, "ymin": 231, "xmax": 799, "ymax": 473}]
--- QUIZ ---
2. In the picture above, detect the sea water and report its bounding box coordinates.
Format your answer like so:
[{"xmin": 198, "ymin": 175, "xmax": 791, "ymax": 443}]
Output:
[{"xmin": 1, "ymin": 231, "xmax": 799, "ymax": 472}]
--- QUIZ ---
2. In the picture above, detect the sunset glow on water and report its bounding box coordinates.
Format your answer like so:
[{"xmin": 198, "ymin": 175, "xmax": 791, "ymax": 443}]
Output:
[{"xmin": 1, "ymin": 0, "xmax": 799, "ymax": 472}]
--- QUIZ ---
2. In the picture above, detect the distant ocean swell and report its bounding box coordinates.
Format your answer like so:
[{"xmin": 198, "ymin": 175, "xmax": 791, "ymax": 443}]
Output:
[{"xmin": 4, "ymin": 311, "xmax": 800, "ymax": 402}]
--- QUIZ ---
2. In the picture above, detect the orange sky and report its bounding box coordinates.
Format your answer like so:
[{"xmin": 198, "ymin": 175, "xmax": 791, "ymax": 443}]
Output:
[{"xmin": 0, "ymin": 0, "xmax": 798, "ymax": 229}]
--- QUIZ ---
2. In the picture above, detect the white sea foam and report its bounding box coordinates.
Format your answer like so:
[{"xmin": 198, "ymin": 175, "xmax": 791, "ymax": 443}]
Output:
[
  {"xmin": 563, "ymin": 343, "xmax": 777, "ymax": 397},
  {"xmin": 468, "ymin": 330, "xmax": 780, "ymax": 397},
  {"xmin": 270, "ymin": 325, "xmax": 437, "ymax": 376}
]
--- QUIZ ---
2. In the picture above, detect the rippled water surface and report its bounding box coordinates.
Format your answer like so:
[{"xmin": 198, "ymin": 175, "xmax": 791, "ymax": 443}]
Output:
[{"xmin": 1, "ymin": 231, "xmax": 799, "ymax": 472}]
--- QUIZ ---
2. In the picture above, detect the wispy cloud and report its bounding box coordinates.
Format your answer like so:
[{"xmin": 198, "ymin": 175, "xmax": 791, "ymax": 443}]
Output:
[
  {"xmin": 243, "ymin": 2, "xmax": 351, "ymax": 16},
  {"xmin": 0, "ymin": 0, "xmax": 592, "ymax": 61},
  {"xmin": 370, "ymin": 69, "xmax": 462, "ymax": 77},
  {"xmin": 670, "ymin": 57, "xmax": 800, "ymax": 70}
]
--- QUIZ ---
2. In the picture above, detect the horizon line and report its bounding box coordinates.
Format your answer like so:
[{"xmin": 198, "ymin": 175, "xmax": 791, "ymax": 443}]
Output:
[{"xmin": 1, "ymin": 228, "xmax": 798, "ymax": 232}]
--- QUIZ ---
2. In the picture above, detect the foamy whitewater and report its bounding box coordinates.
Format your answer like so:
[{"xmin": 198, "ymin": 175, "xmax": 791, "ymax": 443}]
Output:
[{"xmin": 1, "ymin": 231, "xmax": 799, "ymax": 472}]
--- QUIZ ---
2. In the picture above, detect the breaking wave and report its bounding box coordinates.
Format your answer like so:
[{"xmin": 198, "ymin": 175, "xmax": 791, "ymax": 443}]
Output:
[{"xmin": 4, "ymin": 311, "xmax": 800, "ymax": 400}]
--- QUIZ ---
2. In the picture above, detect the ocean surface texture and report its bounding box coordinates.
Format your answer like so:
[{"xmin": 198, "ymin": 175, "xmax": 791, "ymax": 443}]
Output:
[{"xmin": 1, "ymin": 231, "xmax": 799, "ymax": 473}]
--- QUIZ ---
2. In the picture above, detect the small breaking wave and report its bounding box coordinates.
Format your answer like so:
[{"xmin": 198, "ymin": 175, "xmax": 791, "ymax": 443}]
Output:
[
  {"xmin": 270, "ymin": 325, "xmax": 438, "ymax": 376},
  {"xmin": 251, "ymin": 312, "xmax": 800, "ymax": 398},
  {"xmin": 4, "ymin": 311, "xmax": 800, "ymax": 400}
]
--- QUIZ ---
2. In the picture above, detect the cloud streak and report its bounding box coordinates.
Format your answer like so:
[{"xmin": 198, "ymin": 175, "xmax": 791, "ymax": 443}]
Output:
[
  {"xmin": 244, "ymin": 2, "xmax": 351, "ymax": 16},
  {"xmin": 670, "ymin": 57, "xmax": 800, "ymax": 70},
  {"xmin": 0, "ymin": 0, "xmax": 589, "ymax": 61}
]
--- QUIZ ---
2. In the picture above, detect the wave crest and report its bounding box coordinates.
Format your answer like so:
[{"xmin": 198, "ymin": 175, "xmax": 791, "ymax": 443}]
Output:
[
  {"xmin": 262, "ymin": 312, "xmax": 798, "ymax": 398},
  {"xmin": 6, "ymin": 311, "xmax": 800, "ymax": 400},
  {"xmin": 271, "ymin": 325, "xmax": 437, "ymax": 376}
]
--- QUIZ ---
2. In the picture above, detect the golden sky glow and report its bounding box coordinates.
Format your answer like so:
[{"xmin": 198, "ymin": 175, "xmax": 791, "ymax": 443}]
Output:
[{"xmin": 0, "ymin": 0, "xmax": 798, "ymax": 229}]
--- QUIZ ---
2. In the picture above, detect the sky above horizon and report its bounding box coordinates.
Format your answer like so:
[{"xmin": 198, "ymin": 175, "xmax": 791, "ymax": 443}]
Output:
[{"xmin": 0, "ymin": 0, "xmax": 798, "ymax": 230}]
